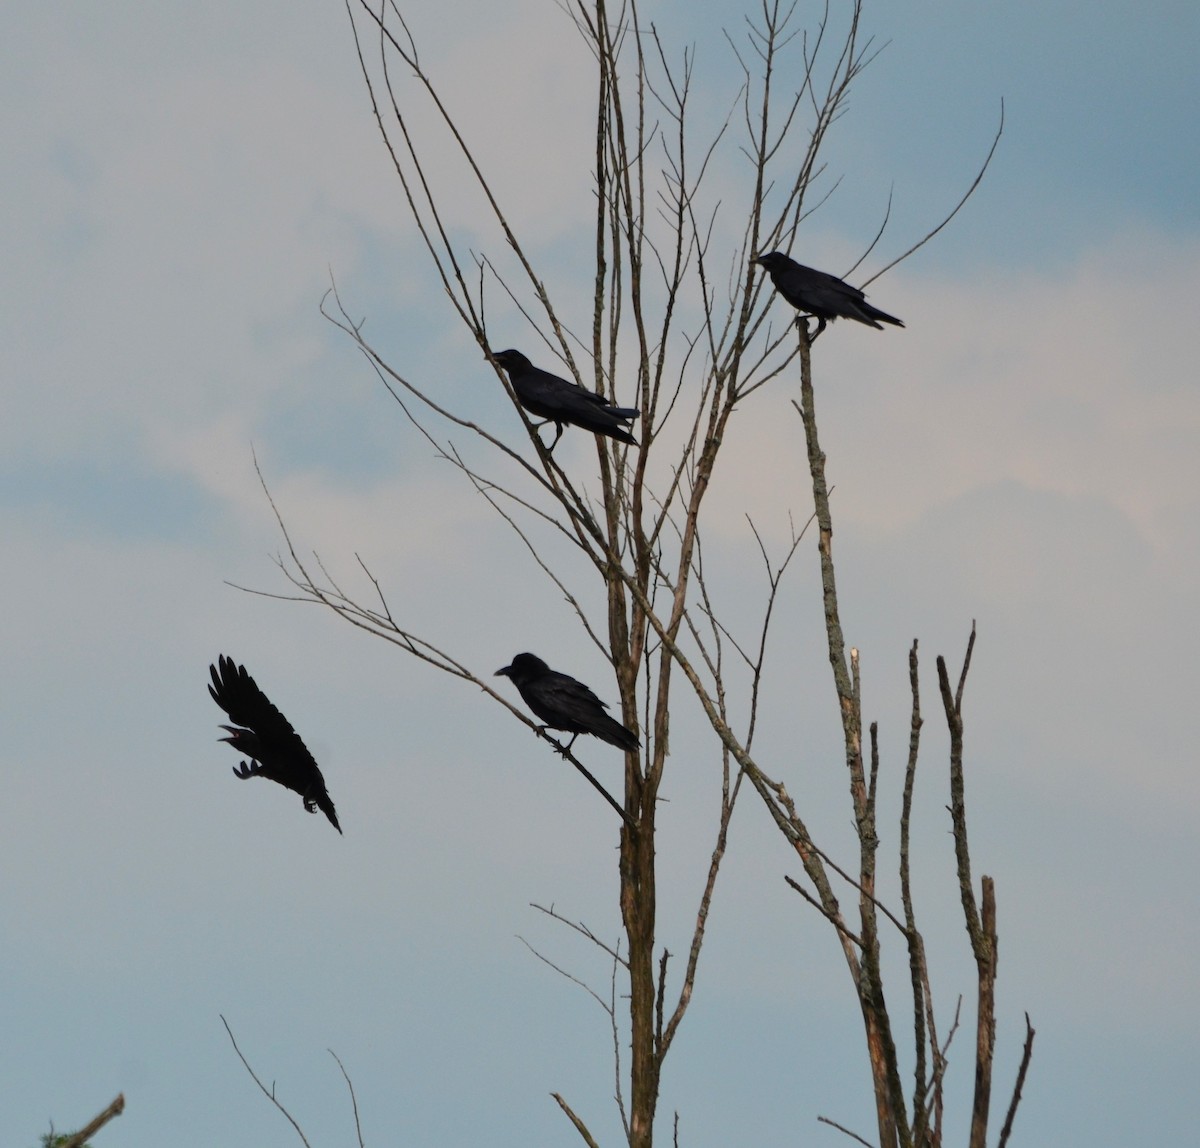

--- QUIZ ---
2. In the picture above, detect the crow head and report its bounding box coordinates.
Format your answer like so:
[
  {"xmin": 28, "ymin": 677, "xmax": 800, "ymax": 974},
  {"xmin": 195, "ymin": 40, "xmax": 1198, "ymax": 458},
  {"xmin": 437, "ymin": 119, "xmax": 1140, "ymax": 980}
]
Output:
[
  {"xmin": 496, "ymin": 653, "xmax": 549, "ymax": 687},
  {"xmin": 491, "ymin": 349, "xmax": 531, "ymax": 373},
  {"xmin": 752, "ymin": 252, "xmax": 786, "ymax": 272},
  {"xmin": 218, "ymin": 725, "xmax": 260, "ymax": 756}
]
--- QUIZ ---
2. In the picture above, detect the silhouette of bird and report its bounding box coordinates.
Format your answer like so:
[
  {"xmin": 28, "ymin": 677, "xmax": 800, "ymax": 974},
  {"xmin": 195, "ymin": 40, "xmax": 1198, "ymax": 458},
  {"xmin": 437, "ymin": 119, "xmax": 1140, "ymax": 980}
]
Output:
[
  {"xmin": 208, "ymin": 655, "xmax": 341, "ymax": 833},
  {"xmin": 491, "ymin": 349, "xmax": 639, "ymax": 451},
  {"xmin": 754, "ymin": 251, "xmax": 904, "ymax": 337},
  {"xmin": 496, "ymin": 652, "xmax": 638, "ymax": 753}
]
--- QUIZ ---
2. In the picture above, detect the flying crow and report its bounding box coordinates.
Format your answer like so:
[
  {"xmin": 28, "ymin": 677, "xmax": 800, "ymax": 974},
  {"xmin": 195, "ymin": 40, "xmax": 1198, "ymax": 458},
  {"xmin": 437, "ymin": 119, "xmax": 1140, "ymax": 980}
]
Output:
[
  {"xmin": 491, "ymin": 349, "xmax": 639, "ymax": 451},
  {"xmin": 208, "ymin": 655, "xmax": 342, "ymax": 833},
  {"xmin": 754, "ymin": 251, "xmax": 904, "ymax": 337},
  {"xmin": 496, "ymin": 653, "xmax": 638, "ymax": 753}
]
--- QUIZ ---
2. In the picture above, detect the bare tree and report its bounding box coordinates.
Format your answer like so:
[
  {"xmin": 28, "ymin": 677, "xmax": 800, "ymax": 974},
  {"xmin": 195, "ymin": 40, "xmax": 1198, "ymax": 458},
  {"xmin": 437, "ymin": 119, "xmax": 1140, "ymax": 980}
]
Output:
[{"xmin": 237, "ymin": 1, "xmax": 1029, "ymax": 1145}]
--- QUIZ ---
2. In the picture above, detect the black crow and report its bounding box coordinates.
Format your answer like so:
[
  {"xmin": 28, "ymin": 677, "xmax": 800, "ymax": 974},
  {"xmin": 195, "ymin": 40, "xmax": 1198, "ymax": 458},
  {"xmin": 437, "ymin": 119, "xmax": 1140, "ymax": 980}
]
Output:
[
  {"xmin": 754, "ymin": 251, "xmax": 904, "ymax": 337},
  {"xmin": 208, "ymin": 655, "xmax": 342, "ymax": 833},
  {"xmin": 491, "ymin": 349, "xmax": 639, "ymax": 451},
  {"xmin": 496, "ymin": 653, "xmax": 638, "ymax": 753}
]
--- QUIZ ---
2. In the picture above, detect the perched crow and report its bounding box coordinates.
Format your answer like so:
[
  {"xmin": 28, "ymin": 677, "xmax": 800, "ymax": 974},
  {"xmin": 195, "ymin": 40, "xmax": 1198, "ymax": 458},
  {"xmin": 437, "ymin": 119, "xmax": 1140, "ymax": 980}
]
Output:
[
  {"xmin": 754, "ymin": 251, "xmax": 904, "ymax": 337},
  {"xmin": 491, "ymin": 349, "xmax": 639, "ymax": 451},
  {"xmin": 496, "ymin": 653, "xmax": 638, "ymax": 753},
  {"xmin": 208, "ymin": 655, "xmax": 342, "ymax": 833}
]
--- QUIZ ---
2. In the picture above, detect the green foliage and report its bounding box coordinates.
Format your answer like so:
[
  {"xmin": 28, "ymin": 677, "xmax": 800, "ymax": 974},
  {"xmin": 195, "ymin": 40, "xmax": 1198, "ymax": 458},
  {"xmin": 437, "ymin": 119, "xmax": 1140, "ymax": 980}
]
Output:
[{"xmin": 39, "ymin": 1133, "xmax": 92, "ymax": 1148}]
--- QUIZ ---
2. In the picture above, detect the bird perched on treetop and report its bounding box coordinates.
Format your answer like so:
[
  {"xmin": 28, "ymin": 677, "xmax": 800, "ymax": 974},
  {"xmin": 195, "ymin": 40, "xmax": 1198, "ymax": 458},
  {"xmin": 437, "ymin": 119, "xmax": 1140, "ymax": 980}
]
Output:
[
  {"xmin": 208, "ymin": 655, "xmax": 342, "ymax": 833},
  {"xmin": 490, "ymin": 349, "xmax": 639, "ymax": 451},
  {"xmin": 753, "ymin": 251, "xmax": 904, "ymax": 337},
  {"xmin": 496, "ymin": 653, "xmax": 638, "ymax": 754}
]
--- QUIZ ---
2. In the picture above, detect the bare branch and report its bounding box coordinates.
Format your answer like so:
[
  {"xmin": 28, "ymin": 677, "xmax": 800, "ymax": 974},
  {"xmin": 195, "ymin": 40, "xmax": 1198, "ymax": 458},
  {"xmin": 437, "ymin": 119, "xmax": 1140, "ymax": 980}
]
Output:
[
  {"xmin": 937, "ymin": 623, "xmax": 983, "ymax": 947},
  {"xmin": 57, "ymin": 1096, "xmax": 125, "ymax": 1148},
  {"xmin": 553, "ymin": 1092, "xmax": 603, "ymax": 1148},
  {"xmin": 531, "ymin": 901, "xmax": 630, "ymax": 970},
  {"xmin": 221, "ymin": 1015, "xmax": 314, "ymax": 1148},
  {"xmin": 785, "ymin": 874, "xmax": 863, "ymax": 947},
  {"xmin": 866, "ymin": 100, "xmax": 1005, "ymax": 287},
  {"xmin": 328, "ymin": 1050, "xmax": 366, "ymax": 1148},
  {"xmin": 900, "ymin": 639, "xmax": 930, "ymax": 1116},
  {"xmin": 518, "ymin": 935, "xmax": 613, "ymax": 1015},
  {"xmin": 996, "ymin": 1013, "xmax": 1037, "ymax": 1148},
  {"xmin": 817, "ymin": 1113, "xmax": 878, "ymax": 1148}
]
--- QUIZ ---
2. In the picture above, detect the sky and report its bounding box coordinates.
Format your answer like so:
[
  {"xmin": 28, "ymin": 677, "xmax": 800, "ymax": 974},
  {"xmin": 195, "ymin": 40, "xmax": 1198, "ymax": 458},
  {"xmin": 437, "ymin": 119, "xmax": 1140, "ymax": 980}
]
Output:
[{"xmin": 2, "ymin": 1, "xmax": 1198, "ymax": 1145}]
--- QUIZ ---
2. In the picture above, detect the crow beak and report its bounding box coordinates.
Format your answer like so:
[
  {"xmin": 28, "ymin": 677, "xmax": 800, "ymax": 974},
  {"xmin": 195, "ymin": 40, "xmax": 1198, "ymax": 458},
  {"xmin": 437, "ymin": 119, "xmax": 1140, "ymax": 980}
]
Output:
[
  {"xmin": 218, "ymin": 725, "xmax": 239, "ymax": 744},
  {"xmin": 495, "ymin": 665, "xmax": 512, "ymax": 678}
]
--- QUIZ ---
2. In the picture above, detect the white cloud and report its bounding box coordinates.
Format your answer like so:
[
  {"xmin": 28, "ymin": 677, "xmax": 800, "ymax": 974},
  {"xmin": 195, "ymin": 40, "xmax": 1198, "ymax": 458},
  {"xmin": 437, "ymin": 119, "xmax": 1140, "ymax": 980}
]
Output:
[{"xmin": 701, "ymin": 229, "xmax": 1200, "ymax": 567}]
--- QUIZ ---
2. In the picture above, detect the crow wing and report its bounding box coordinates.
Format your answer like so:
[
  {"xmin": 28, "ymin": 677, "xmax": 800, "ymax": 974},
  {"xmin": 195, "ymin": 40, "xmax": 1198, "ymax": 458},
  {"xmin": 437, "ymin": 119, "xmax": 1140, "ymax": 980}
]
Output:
[
  {"xmin": 526, "ymin": 670, "xmax": 639, "ymax": 751},
  {"xmin": 495, "ymin": 350, "xmax": 639, "ymax": 445},
  {"xmin": 209, "ymin": 656, "xmax": 314, "ymax": 766},
  {"xmin": 782, "ymin": 266, "xmax": 900, "ymax": 327},
  {"xmin": 515, "ymin": 370, "xmax": 638, "ymax": 440},
  {"xmin": 757, "ymin": 252, "xmax": 903, "ymax": 329},
  {"xmin": 208, "ymin": 655, "xmax": 341, "ymax": 832}
]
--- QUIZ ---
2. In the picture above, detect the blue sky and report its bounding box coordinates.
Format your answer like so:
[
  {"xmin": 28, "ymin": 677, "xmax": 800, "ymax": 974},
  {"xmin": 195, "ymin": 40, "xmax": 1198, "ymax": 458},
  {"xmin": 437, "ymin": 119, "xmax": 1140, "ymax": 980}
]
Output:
[{"xmin": 2, "ymin": 2, "xmax": 1198, "ymax": 1145}]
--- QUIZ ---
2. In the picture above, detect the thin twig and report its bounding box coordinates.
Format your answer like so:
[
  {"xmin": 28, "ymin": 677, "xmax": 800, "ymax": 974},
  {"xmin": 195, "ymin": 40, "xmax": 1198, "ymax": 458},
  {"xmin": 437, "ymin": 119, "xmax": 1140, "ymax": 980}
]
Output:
[
  {"xmin": 518, "ymin": 936, "xmax": 613, "ymax": 1014},
  {"xmin": 221, "ymin": 1015, "xmax": 314, "ymax": 1148},
  {"xmin": 552, "ymin": 1093, "xmax": 602, "ymax": 1148},
  {"xmin": 328, "ymin": 1050, "xmax": 366, "ymax": 1148},
  {"xmin": 817, "ymin": 1114, "xmax": 878, "ymax": 1148},
  {"xmin": 865, "ymin": 100, "xmax": 1005, "ymax": 287},
  {"xmin": 531, "ymin": 902, "xmax": 630, "ymax": 969},
  {"xmin": 996, "ymin": 1013, "xmax": 1037, "ymax": 1148}
]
